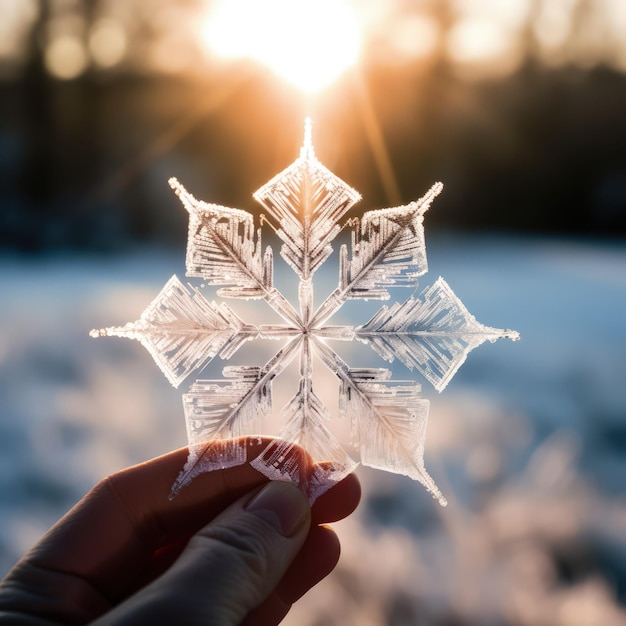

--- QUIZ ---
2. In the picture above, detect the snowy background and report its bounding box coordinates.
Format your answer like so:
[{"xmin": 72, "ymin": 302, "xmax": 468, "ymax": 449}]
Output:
[
  {"xmin": 2, "ymin": 2, "xmax": 626, "ymax": 623},
  {"xmin": 2, "ymin": 232, "xmax": 625, "ymax": 625}
]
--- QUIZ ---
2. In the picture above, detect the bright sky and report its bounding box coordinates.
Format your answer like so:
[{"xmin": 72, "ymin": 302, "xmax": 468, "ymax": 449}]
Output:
[
  {"xmin": 1, "ymin": 0, "xmax": 626, "ymax": 83},
  {"xmin": 201, "ymin": 0, "xmax": 361, "ymax": 93}
]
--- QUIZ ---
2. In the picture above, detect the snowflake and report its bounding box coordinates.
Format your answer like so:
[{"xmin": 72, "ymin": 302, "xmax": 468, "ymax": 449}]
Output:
[{"xmin": 91, "ymin": 119, "xmax": 519, "ymax": 506}]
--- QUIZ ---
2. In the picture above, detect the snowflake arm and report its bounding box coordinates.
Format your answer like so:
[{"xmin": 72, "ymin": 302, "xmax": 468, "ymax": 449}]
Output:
[
  {"xmin": 312, "ymin": 337, "xmax": 446, "ymax": 505},
  {"xmin": 253, "ymin": 119, "xmax": 361, "ymax": 281},
  {"xmin": 90, "ymin": 275, "xmax": 257, "ymax": 388},
  {"xmin": 251, "ymin": 373, "xmax": 359, "ymax": 502},
  {"xmin": 356, "ymin": 277, "xmax": 521, "ymax": 392},
  {"xmin": 170, "ymin": 336, "xmax": 302, "ymax": 497},
  {"xmin": 170, "ymin": 177, "xmax": 303, "ymax": 329},
  {"xmin": 311, "ymin": 183, "xmax": 442, "ymax": 328}
]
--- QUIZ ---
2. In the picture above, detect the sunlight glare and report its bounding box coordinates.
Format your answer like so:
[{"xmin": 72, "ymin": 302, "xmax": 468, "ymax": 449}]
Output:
[
  {"xmin": 203, "ymin": 0, "xmax": 361, "ymax": 93},
  {"xmin": 0, "ymin": 0, "xmax": 37, "ymax": 62},
  {"xmin": 533, "ymin": 0, "xmax": 574, "ymax": 53},
  {"xmin": 447, "ymin": 19, "xmax": 510, "ymax": 64},
  {"xmin": 445, "ymin": 17, "xmax": 524, "ymax": 79},
  {"xmin": 89, "ymin": 18, "xmax": 127, "ymax": 69},
  {"xmin": 44, "ymin": 35, "xmax": 88, "ymax": 80},
  {"xmin": 390, "ymin": 15, "xmax": 439, "ymax": 61}
]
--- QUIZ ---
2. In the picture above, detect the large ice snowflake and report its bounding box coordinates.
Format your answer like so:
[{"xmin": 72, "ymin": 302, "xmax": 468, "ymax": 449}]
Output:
[{"xmin": 91, "ymin": 120, "xmax": 519, "ymax": 506}]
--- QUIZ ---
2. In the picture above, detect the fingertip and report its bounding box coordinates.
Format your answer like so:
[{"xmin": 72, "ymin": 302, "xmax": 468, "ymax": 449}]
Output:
[
  {"xmin": 312, "ymin": 473, "xmax": 361, "ymax": 525},
  {"xmin": 244, "ymin": 481, "xmax": 311, "ymax": 539}
]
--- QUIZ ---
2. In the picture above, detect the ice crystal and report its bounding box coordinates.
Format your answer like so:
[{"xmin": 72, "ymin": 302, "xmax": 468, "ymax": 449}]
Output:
[{"xmin": 91, "ymin": 119, "xmax": 519, "ymax": 506}]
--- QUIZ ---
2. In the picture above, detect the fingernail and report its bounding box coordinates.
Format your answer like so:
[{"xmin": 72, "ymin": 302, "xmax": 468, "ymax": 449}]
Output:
[{"xmin": 245, "ymin": 481, "xmax": 310, "ymax": 537}]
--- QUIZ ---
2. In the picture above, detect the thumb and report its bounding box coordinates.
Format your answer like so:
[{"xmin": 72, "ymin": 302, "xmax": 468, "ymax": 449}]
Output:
[{"xmin": 95, "ymin": 481, "xmax": 311, "ymax": 626}]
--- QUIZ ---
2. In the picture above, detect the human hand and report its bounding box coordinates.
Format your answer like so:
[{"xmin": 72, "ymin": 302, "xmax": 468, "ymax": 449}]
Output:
[{"xmin": 0, "ymin": 438, "xmax": 361, "ymax": 625}]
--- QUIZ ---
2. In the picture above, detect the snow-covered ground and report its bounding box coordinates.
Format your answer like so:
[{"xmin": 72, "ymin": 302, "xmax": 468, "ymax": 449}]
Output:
[{"xmin": 1, "ymin": 234, "xmax": 625, "ymax": 625}]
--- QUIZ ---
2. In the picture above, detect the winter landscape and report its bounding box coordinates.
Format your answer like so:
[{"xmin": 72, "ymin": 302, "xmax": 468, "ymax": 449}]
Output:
[
  {"xmin": 2, "ymin": 232, "xmax": 625, "ymax": 624},
  {"xmin": 2, "ymin": 1, "xmax": 626, "ymax": 623}
]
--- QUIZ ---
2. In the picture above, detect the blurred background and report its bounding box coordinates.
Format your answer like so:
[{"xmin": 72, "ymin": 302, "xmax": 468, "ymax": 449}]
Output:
[{"xmin": 1, "ymin": 0, "xmax": 626, "ymax": 624}]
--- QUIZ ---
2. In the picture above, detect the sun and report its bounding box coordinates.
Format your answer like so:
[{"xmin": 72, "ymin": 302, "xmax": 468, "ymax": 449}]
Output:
[{"xmin": 202, "ymin": 0, "xmax": 361, "ymax": 93}]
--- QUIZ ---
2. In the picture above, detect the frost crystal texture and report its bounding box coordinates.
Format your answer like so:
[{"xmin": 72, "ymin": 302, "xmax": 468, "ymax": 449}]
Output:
[{"xmin": 92, "ymin": 119, "xmax": 519, "ymax": 506}]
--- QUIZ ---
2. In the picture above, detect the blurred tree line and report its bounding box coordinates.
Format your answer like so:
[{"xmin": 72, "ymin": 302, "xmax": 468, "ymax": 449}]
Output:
[{"xmin": 1, "ymin": 0, "xmax": 625, "ymax": 253}]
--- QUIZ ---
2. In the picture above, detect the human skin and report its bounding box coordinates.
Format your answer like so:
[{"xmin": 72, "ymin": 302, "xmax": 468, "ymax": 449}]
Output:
[{"xmin": 0, "ymin": 438, "xmax": 361, "ymax": 625}]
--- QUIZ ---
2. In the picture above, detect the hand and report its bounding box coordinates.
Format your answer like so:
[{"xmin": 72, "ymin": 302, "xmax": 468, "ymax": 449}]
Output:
[{"xmin": 0, "ymin": 438, "xmax": 361, "ymax": 625}]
